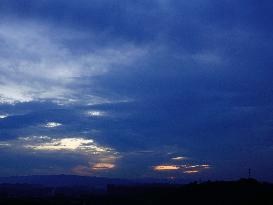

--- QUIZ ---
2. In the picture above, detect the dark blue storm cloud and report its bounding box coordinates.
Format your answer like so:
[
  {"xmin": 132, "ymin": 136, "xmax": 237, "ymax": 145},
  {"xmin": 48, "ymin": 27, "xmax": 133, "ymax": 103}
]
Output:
[{"xmin": 0, "ymin": 0, "xmax": 272, "ymax": 181}]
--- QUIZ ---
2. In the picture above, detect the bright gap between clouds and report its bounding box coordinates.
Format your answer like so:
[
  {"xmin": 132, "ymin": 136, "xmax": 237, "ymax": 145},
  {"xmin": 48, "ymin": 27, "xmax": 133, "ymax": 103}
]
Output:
[
  {"xmin": 20, "ymin": 137, "xmax": 114, "ymax": 154},
  {"xmin": 0, "ymin": 136, "xmax": 119, "ymax": 174},
  {"xmin": 44, "ymin": 122, "xmax": 62, "ymax": 128},
  {"xmin": 0, "ymin": 114, "xmax": 8, "ymax": 119},
  {"xmin": 171, "ymin": 156, "xmax": 187, "ymax": 161},
  {"xmin": 87, "ymin": 110, "xmax": 106, "ymax": 117}
]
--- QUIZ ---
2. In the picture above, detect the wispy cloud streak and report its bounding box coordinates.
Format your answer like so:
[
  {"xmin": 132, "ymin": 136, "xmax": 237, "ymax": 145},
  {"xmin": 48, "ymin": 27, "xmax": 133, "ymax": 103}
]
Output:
[{"xmin": 0, "ymin": 21, "xmax": 146, "ymax": 105}]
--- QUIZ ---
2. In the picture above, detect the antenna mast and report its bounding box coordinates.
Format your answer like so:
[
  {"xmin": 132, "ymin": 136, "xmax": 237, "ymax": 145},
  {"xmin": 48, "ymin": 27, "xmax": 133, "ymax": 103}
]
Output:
[{"xmin": 248, "ymin": 168, "xmax": 251, "ymax": 179}]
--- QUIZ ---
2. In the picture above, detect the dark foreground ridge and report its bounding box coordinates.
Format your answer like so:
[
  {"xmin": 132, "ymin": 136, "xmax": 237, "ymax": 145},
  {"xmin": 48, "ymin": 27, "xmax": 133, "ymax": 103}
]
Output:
[{"xmin": 0, "ymin": 177, "xmax": 272, "ymax": 205}]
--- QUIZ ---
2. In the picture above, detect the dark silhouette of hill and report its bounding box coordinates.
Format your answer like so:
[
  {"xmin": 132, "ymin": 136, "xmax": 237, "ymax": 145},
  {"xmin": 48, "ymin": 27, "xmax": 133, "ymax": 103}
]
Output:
[
  {"xmin": 0, "ymin": 177, "xmax": 272, "ymax": 205},
  {"xmin": 0, "ymin": 175, "xmax": 131, "ymax": 190},
  {"xmin": 0, "ymin": 175, "xmax": 180, "ymax": 190}
]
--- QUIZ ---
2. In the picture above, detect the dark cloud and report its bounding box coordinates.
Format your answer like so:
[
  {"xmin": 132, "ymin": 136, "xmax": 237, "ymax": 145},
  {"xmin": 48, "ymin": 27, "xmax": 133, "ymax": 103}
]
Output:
[{"xmin": 0, "ymin": 0, "xmax": 272, "ymax": 181}]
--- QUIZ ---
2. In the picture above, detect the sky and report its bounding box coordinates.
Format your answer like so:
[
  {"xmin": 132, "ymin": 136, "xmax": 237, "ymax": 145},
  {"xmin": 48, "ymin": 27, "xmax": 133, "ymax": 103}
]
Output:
[{"xmin": 0, "ymin": 0, "xmax": 273, "ymax": 182}]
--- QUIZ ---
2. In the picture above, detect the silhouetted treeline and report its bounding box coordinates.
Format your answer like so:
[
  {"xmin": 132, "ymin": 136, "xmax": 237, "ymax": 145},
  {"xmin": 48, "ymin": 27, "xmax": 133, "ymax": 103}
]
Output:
[{"xmin": 0, "ymin": 178, "xmax": 272, "ymax": 205}]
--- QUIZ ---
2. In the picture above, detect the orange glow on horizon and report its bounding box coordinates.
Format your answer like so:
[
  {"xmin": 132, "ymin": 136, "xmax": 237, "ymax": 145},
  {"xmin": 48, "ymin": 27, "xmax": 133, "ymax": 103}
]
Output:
[
  {"xmin": 92, "ymin": 163, "xmax": 115, "ymax": 170},
  {"xmin": 153, "ymin": 163, "xmax": 211, "ymax": 173},
  {"xmin": 153, "ymin": 165, "xmax": 180, "ymax": 171}
]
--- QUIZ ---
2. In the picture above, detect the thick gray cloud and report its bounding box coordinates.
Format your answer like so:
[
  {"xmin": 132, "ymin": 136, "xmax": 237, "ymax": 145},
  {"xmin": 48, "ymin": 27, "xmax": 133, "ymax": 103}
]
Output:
[{"xmin": 0, "ymin": 0, "xmax": 272, "ymax": 181}]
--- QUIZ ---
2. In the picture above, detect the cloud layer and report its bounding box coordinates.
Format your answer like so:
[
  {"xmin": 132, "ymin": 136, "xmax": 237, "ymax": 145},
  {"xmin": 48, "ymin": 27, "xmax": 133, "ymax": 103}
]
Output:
[
  {"xmin": 0, "ymin": 21, "xmax": 145, "ymax": 104},
  {"xmin": 0, "ymin": 0, "xmax": 273, "ymax": 181}
]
